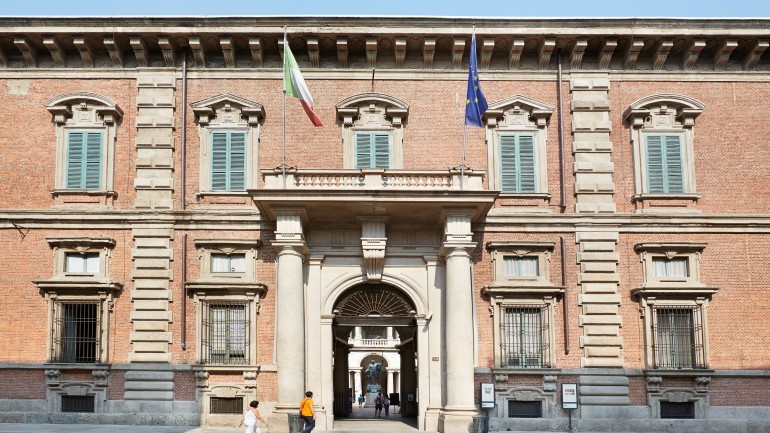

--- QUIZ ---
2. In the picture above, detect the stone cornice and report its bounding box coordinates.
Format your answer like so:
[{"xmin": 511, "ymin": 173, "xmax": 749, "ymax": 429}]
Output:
[{"xmin": 1, "ymin": 18, "xmax": 769, "ymax": 72}]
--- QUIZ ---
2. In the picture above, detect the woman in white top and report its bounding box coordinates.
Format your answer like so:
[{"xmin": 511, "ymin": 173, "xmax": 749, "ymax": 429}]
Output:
[{"xmin": 239, "ymin": 400, "xmax": 268, "ymax": 433}]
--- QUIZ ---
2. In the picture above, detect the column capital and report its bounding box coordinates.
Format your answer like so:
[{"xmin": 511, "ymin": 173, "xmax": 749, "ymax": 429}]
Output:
[
  {"xmin": 271, "ymin": 240, "xmax": 308, "ymax": 257},
  {"xmin": 439, "ymin": 240, "xmax": 477, "ymax": 258}
]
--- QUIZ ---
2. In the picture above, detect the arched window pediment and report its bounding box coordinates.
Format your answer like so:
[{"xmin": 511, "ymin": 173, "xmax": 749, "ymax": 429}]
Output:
[
  {"xmin": 191, "ymin": 93, "xmax": 265, "ymax": 126},
  {"xmin": 484, "ymin": 95, "xmax": 554, "ymax": 128},
  {"xmin": 336, "ymin": 93, "xmax": 409, "ymax": 126},
  {"xmin": 623, "ymin": 94, "xmax": 704, "ymax": 129},
  {"xmin": 45, "ymin": 92, "xmax": 123, "ymax": 125}
]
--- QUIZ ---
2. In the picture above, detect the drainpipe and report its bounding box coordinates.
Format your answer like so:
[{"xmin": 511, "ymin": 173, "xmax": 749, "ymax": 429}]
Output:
[
  {"xmin": 561, "ymin": 236, "xmax": 569, "ymax": 355},
  {"xmin": 557, "ymin": 49, "xmax": 567, "ymax": 213},
  {"xmin": 180, "ymin": 49, "xmax": 188, "ymax": 351}
]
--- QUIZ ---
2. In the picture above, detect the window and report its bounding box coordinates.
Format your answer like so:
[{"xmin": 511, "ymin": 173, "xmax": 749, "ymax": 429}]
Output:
[
  {"xmin": 34, "ymin": 237, "xmax": 121, "ymax": 365},
  {"xmin": 645, "ymin": 134, "xmax": 684, "ymax": 193},
  {"xmin": 210, "ymin": 131, "xmax": 246, "ymax": 191},
  {"xmin": 45, "ymin": 93, "xmax": 122, "ymax": 196},
  {"xmin": 186, "ymin": 239, "xmax": 266, "ymax": 366},
  {"xmin": 65, "ymin": 252, "xmax": 100, "ymax": 273},
  {"xmin": 211, "ymin": 253, "xmax": 246, "ymax": 273},
  {"xmin": 508, "ymin": 401, "xmax": 543, "ymax": 418},
  {"xmin": 660, "ymin": 401, "xmax": 695, "ymax": 419},
  {"xmin": 52, "ymin": 301, "xmax": 101, "ymax": 363},
  {"xmin": 355, "ymin": 132, "xmax": 391, "ymax": 169},
  {"xmin": 623, "ymin": 94, "xmax": 704, "ymax": 206},
  {"xmin": 61, "ymin": 395, "xmax": 96, "ymax": 413},
  {"xmin": 500, "ymin": 305, "xmax": 550, "ymax": 368},
  {"xmin": 191, "ymin": 94, "xmax": 265, "ymax": 194},
  {"xmin": 504, "ymin": 256, "xmax": 539, "ymax": 277},
  {"xmin": 633, "ymin": 243, "xmax": 717, "ymax": 370},
  {"xmin": 499, "ymin": 134, "xmax": 536, "ymax": 193},
  {"xmin": 336, "ymin": 93, "xmax": 408, "ymax": 169},
  {"xmin": 483, "ymin": 96, "xmax": 553, "ymax": 195},
  {"xmin": 65, "ymin": 131, "xmax": 103, "ymax": 190},
  {"xmin": 652, "ymin": 305, "xmax": 705, "ymax": 369},
  {"xmin": 201, "ymin": 302, "xmax": 249, "ymax": 365},
  {"xmin": 210, "ymin": 397, "xmax": 244, "ymax": 414}
]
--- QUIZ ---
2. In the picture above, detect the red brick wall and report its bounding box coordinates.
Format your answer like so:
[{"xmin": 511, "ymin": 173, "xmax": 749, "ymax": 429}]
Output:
[
  {"xmin": 710, "ymin": 377, "xmax": 770, "ymax": 406},
  {"xmin": 0, "ymin": 370, "xmax": 46, "ymax": 399}
]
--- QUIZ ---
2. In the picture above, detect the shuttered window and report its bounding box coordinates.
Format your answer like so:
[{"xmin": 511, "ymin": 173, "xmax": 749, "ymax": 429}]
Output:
[
  {"xmin": 499, "ymin": 134, "xmax": 536, "ymax": 193},
  {"xmin": 645, "ymin": 134, "xmax": 684, "ymax": 193},
  {"xmin": 65, "ymin": 131, "xmax": 103, "ymax": 190},
  {"xmin": 355, "ymin": 132, "xmax": 391, "ymax": 169},
  {"xmin": 211, "ymin": 131, "xmax": 246, "ymax": 191}
]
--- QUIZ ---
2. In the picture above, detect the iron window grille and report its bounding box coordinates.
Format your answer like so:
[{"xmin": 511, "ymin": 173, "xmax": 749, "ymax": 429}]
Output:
[
  {"xmin": 508, "ymin": 401, "xmax": 542, "ymax": 418},
  {"xmin": 51, "ymin": 301, "xmax": 101, "ymax": 363},
  {"xmin": 652, "ymin": 305, "xmax": 705, "ymax": 369},
  {"xmin": 210, "ymin": 397, "xmax": 243, "ymax": 414},
  {"xmin": 61, "ymin": 395, "xmax": 95, "ymax": 413},
  {"xmin": 660, "ymin": 401, "xmax": 695, "ymax": 419},
  {"xmin": 500, "ymin": 305, "xmax": 550, "ymax": 368},
  {"xmin": 201, "ymin": 301, "xmax": 250, "ymax": 365}
]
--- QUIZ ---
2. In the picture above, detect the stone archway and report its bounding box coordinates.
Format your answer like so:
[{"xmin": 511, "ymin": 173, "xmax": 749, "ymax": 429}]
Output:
[{"xmin": 331, "ymin": 284, "xmax": 419, "ymax": 422}]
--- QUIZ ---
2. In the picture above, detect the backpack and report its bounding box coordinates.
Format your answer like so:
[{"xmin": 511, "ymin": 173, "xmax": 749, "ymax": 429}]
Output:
[{"xmin": 375, "ymin": 396, "xmax": 382, "ymax": 405}]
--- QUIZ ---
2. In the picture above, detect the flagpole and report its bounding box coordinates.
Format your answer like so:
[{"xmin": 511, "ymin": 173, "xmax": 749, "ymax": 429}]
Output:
[{"xmin": 282, "ymin": 27, "xmax": 287, "ymax": 189}]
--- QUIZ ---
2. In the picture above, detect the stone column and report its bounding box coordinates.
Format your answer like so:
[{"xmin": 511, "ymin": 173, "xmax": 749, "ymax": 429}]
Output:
[
  {"xmin": 354, "ymin": 371, "xmax": 362, "ymax": 398},
  {"xmin": 355, "ymin": 326, "xmax": 362, "ymax": 339},
  {"xmin": 387, "ymin": 326, "xmax": 393, "ymax": 340},
  {"xmin": 438, "ymin": 211, "xmax": 477, "ymax": 433},
  {"xmin": 387, "ymin": 371, "xmax": 394, "ymax": 395},
  {"xmin": 272, "ymin": 209, "xmax": 308, "ymax": 431}
]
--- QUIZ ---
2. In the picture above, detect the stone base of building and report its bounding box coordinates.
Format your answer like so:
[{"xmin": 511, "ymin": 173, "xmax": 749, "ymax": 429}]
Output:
[
  {"xmin": 490, "ymin": 414, "xmax": 770, "ymax": 433},
  {"xmin": 438, "ymin": 408, "xmax": 476, "ymax": 433}
]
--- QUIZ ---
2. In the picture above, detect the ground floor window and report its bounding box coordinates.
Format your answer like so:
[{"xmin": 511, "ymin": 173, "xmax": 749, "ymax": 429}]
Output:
[
  {"xmin": 500, "ymin": 305, "xmax": 550, "ymax": 368},
  {"xmin": 210, "ymin": 396, "xmax": 243, "ymax": 414},
  {"xmin": 51, "ymin": 300, "xmax": 102, "ymax": 363},
  {"xmin": 508, "ymin": 400, "xmax": 542, "ymax": 418},
  {"xmin": 652, "ymin": 305, "xmax": 705, "ymax": 369},
  {"xmin": 61, "ymin": 395, "xmax": 95, "ymax": 413},
  {"xmin": 201, "ymin": 301, "xmax": 250, "ymax": 365},
  {"xmin": 660, "ymin": 401, "xmax": 695, "ymax": 419}
]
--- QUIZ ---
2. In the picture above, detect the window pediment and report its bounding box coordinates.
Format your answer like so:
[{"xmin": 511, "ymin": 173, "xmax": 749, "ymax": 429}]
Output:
[
  {"xmin": 623, "ymin": 94, "xmax": 704, "ymax": 129},
  {"xmin": 336, "ymin": 93, "xmax": 409, "ymax": 126},
  {"xmin": 191, "ymin": 93, "xmax": 265, "ymax": 126},
  {"xmin": 45, "ymin": 92, "xmax": 122, "ymax": 125},
  {"xmin": 484, "ymin": 95, "xmax": 554, "ymax": 128}
]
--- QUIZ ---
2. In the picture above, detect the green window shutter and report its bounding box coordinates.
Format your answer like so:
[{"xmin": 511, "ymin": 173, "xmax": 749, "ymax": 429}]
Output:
[
  {"xmin": 499, "ymin": 134, "xmax": 536, "ymax": 193},
  {"xmin": 373, "ymin": 133, "xmax": 391, "ymax": 168},
  {"xmin": 84, "ymin": 132, "xmax": 103, "ymax": 189},
  {"xmin": 646, "ymin": 135, "xmax": 665, "ymax": 193},
  {"xmin": 66, "ymin": 132, "xmax": 85, "ymax": 189},
  {"xmin": 229, "ymin": 132, "xmax": 246, "ymax": 190},
  {"xmin": 355, "ymin": 133, "xmax": 372, "ymax": 169},
  {"xmin": 211, "ymin": 132, "xmax": 229, "ymax": 190},
  {"xmin": 518, "ymin": 135, "xmax": 536, "ymax": 193},
  {"xmin": 664, "ymin": 135, "xmax": 684, "ymax": 193},
  {"xmin": 211, "ymin": 132, "xmax": 247, "ymax": 191},
  {"xmin": 646, "ymin": 134, "xmax": 684, "ymax": 193},
  {"xmin": 66, "ymin": 131, "xmax": 102, "ymax": 189}
]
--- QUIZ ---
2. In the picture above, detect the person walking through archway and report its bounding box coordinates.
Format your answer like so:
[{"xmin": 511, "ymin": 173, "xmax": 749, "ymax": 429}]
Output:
[{"xmin": 299, "ymin": 391, "xmax": 315, "ymax": 433}]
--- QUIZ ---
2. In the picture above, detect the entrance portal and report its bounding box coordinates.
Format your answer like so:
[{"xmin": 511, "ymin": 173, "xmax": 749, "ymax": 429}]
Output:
[{"xmin": 331, "ymin": 285, "xmax": 419, "ymax": 427}]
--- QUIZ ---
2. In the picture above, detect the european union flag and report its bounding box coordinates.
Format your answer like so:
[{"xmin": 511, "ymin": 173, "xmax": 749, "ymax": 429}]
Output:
[{"xmin": 465, "ymin": 32, "xmax": 488, "ymax": 127}]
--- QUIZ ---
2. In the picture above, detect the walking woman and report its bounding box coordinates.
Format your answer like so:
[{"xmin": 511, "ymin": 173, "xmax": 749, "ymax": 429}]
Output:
[{"xmin": 239, "ymin": 400, "xmax": 269, "ymax": 433}]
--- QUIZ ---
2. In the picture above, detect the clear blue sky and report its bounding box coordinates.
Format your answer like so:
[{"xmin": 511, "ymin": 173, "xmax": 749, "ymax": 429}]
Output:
[{"xmin": 0, "ymin": 0, "xmax": 764, "ymax": 18}]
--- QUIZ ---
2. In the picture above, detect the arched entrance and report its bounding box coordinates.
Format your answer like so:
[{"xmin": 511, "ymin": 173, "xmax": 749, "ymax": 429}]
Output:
[{"xmin": 331, "ymin": 284, "xmax": 419, "ymax": 426}]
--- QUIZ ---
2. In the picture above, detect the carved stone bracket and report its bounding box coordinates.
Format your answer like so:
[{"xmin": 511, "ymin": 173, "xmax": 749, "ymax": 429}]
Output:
[
  {"xmin": 195, "ymin": 371, "xmax": 210, "ymax": 388},
  {"xmin": 694, "ymin": 376, "xmax": 711, "ymax": 393},
  {"xmin": 45, "ymin": 369, "xmax": 63, "ymax": 386},
  {"xmin": 646, "ymin": 375, "xmax": 663, "ymax": 391},
  {"xmin": 360, "ymin": 216, "xmax": 388, "ymax": 283},
  {"xmin": 543, "ymin": 375, "xmax": 558, "ymax": 392},
  {"xmin": 243, "ymin": 371, "xmax": 258, "ymax": 389},
  {"xmin": 92, "ymin": 369, "xmax": 110, "ymax": 387}
]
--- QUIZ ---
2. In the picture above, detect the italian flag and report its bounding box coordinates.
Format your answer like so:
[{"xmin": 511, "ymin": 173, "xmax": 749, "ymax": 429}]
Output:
[{"xmin": 283, "ymin": 36, "xmax": 323, "ymax": 127}]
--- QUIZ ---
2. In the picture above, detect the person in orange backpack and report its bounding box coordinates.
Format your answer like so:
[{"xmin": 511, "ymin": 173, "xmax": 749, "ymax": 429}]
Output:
[{"xmin": 299, "ymin": 391, "xmax": 315, "ymax": 433}]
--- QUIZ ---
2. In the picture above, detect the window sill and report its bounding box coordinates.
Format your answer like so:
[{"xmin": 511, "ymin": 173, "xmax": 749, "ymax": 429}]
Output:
[
  {"xmin": 643, "ymin": 369, "xmax": 714, "ymax": 377},
  {"xmin": 196, "ymin": 190, "xmax": 250, "ymax": 198},
  {"xmin": 185, "ymin": 280, "xmax": 268, "ymax": 296},
  {"xmin": 632, "ymin": 193, "xmax": 701, "ymax": 201},
  {"xmin": 498, "ymin": 193, "xmax": 551, "ymax": 199},
  {"xmin": 631, "ymin": 285, "xmax": 719, "ymax": 299},
  {"xmin": 632, "ymin": 193, "xmax": 702, "ymax": 214},
  {"xmin": 50, "ymin": 189, "xmax": 118, "ymax": 198},
  {"xmin": 482, "ymin": 284, "xmax": 566, "ymax": 297},
  {"xmin": 34, "ymin": 278, "xmax": 123, "ymax": 294},
  {"xmin": 490, "ymin": 367, "xmax": 560, "ymax": 375}
]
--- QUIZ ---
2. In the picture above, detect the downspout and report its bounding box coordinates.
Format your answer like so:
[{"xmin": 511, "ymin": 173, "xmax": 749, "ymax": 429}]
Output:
[
  {"xmin": 180, "ymin": 50, "xmax": 188, "ymax": 351},
  {"xmin": 561, "ymin": 236, "xmax": 569, "ymax": 355},
  {"xmin": 557, "ymin": 49, "xmax": 566, "ymax": 213}
]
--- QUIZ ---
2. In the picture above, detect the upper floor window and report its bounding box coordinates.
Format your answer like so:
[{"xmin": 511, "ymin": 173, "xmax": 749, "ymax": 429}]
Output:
[
  {"xmin": 191, "ymin": 94, "xmax": 265, "ymax": 193},
  {"xmin": 211, "ymin": 253, "xmax": 246, "ymax": 274},
  {"xmin": 45, "ymin": 93, "xmax": 122, "ymax": 195},
  {"xmin": 65, "ymin": 252, "xmax": 100, "ymax": 274},
  {"xmin": 336, "ymin": 93, "xmax": 408, "ymax": 170},
  {"xmin": 623, "ymin": 94, "xmax": 704, "ymax": 202},
  {"xmin": 483, "ymin": 96, "xmax": 553, "ymax": 195}
]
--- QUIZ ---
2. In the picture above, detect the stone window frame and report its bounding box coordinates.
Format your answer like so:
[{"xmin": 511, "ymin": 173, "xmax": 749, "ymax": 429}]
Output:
[
  {"xmin": 645, "ymin": 375, "xmax": 712, "ymax": 419},
  {"xmin": 34, "ymin": 237, "xmax": 122, "ymax": 365},
  {"xmin": 44, "ymin": 369, "xmax": 110, "ymax": 414},
  {"xmin": 482, "ymin": 241, "xmax": 564, "ymax": 369},
  {"xmin": 194, "ymin": 377, "xmax": 259, "ymax": 425},
  {"xmin": 191, "ymin": 94, "xmax": 265, "ymax": 194},
  {"xmin": 336, "ymin": 93, "xmax": 409, "ymax": 169},
  {"xmin": 185, "ymin": 239, "xmax": 267, "ymax": 367},
  {"xmin": 632, "ymin": 243, "xmax": 718, "ymax": 371},
  {"xmin": 494, "ymin": 384, "xmax": 558, "ymax": 419},
  {"xmin": 45, "ymin": 92, "xmax": 123, "ymax": 197},
  {"xmin": 483, "ymin": 95, "xmax": 553, "ymax": 196},
  {"xmin": 623, "ymin": 94, "xmax": 704, "ymax": 201}
]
